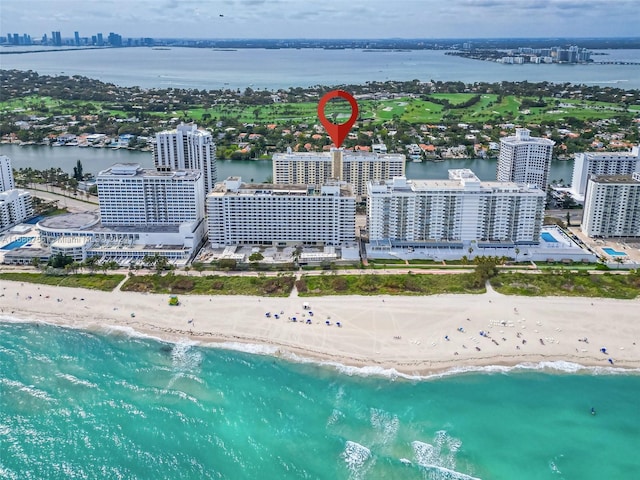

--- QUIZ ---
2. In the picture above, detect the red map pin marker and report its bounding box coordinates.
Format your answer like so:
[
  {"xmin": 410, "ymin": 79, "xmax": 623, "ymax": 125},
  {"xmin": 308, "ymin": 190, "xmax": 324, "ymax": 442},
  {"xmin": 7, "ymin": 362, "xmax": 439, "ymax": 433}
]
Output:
[{"xmin": 317, "ymin": 90, "xmax": 359, "ymax": 149}]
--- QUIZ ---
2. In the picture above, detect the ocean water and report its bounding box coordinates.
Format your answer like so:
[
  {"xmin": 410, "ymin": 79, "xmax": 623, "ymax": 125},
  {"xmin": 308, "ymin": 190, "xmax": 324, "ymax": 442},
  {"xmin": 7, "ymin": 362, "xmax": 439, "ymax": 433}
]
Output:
[{"xmin": 1, "ymin": 320, "xmax": 639, "ymax": 479}]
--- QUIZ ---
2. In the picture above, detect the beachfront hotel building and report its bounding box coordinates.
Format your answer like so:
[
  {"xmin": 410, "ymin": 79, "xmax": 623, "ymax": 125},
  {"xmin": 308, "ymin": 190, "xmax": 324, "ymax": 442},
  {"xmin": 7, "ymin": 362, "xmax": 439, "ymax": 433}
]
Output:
[
  {"xmin": 153, "ymin": 123, "xmax": 217, "ymax": 195},
  {"xmin": 497, "ymin": 128, "xmax": 555, "ymax": 190},
  {"xmin": 570, "ymin": 146, "xmax": 640, "ymax": 200},
  {"xmin": 31, "ymin": 163, "xmax": 208, "ymax": 265},
  {"xmin": 367, "ymin": 169, "xmax": 546, "ymax": 249},
  {"xmin": 272, "ymin": 149, "xmax": 405, "ymax": 196},
  {"xmin": 582, "ymin": 172, "xmax": 640, "ymax": 238},
  {"xmin": 206, "ymin": 177, "xmax": 356, "ymax": 247},
  {"xmin": 0, "ymin": 155, "xmax": 33, "ymax": 232},
  {"xmin": 96, "ymin": 163, "xmax": 205, "ymax": 227}
]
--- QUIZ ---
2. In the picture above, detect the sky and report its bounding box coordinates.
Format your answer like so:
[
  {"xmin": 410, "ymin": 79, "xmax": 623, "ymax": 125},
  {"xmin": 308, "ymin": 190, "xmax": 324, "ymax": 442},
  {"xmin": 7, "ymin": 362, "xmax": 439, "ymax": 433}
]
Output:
[{"xmin": 1, "ymin": 0, "xmax": 639, "ymax": 40}]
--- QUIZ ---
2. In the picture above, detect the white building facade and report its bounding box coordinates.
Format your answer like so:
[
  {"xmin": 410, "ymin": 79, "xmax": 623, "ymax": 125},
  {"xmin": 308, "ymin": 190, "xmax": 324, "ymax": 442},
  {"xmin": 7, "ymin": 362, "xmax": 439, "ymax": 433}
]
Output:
[
  {"xmin": 207, "ymin": 177, "xmax": 356, "ymax": 247},
  {"xmin": 497, "ymin": 128, "xmax": 555, "ymax": 190},
  {"xmin": 0, "ymin": 155, "xmax": 15, "ymax": 191},
  {"xmin": 570, "ymin": 146, "xmax": 640, "ymax": 199},
  {"xmin": 582, "ymin": 173, "xmax": 640, "ymax": 238},
  {"xmin": 272, "ymin": 149, "xmax": 405, "ymax": 196},
  {"xmin": 153, "ymin": 123, "xmax": 217, "ymax": 195},
  {"xmin": 97, "ymin": 163, "xmax": 205, "ymax": 227},
  {"xmin": 0, "ymin": 189, "xmax": 34, "ymax": 232},
  {"xmin": 0, "ymin": 156, "xmax": 33, "ymax": 232},
  {"xmin": 367, "ymin": 170, "xmax": 546, "ymax": 247},
  {"xmin": 43, "ymin": 163, "xmax": 210, "ymax": 264}
]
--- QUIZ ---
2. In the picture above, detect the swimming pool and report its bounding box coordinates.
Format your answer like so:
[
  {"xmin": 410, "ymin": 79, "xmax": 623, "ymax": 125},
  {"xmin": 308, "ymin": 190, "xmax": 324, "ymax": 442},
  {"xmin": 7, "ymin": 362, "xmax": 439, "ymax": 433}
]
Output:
[
  {"xmin": 1, "ymin": 237, "xmax": 35, "ymax": 250},
  {"xmin": 602, "ymin": 247, "xmax": 627, "ymax": 257},
  {"xmin": 24, "ymin": 215, "xmax": 45, "ymax": 225},
  {"xmin": 540, "ymin": 232, "xmax": 558, "ymax": 243}
]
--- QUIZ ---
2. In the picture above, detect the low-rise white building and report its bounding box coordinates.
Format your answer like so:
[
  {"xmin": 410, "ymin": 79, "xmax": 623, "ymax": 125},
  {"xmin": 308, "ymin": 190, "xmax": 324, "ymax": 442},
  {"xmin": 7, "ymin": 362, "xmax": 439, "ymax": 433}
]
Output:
[
  {"xmin": 207, "ymin": 177, "xmax": 356, "ymax": 247},
  {"xmin": 37, "ymin": 212, "xmax": 205, "ymax": 265},
  {"xmin": 582, "ymin": 172, "xmax": 640, "ymax": 238}
]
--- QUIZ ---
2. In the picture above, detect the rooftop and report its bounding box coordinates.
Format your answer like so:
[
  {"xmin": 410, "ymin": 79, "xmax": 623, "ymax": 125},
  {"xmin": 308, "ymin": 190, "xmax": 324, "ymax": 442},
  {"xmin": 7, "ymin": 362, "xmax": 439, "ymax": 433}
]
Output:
[{"xmin": 591, "ymin": 174, "xmax": 640, "ymax": 184}]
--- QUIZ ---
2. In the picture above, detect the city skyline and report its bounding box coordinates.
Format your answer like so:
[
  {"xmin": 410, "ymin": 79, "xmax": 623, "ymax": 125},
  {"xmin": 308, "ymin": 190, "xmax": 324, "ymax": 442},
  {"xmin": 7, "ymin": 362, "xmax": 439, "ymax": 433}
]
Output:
[{"xmin": 1, "ymin": 0, "xmax": 639, "ymax": 40}]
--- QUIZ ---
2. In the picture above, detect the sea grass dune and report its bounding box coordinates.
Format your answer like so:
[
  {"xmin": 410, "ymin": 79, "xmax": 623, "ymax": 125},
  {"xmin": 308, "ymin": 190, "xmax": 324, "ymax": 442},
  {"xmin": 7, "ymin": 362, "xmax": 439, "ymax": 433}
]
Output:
[{"xmin": 2, "ymin": 279, "xmax": 639, "ymax": 375}]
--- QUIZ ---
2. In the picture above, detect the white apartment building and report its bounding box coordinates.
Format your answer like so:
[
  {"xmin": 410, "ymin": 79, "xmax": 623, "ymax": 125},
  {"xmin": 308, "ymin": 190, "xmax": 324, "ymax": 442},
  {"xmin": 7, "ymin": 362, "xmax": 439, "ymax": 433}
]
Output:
[
  {"xmin": 207, "ymin": 177, "xmax": 356, "ymax": 247},
  {"xmin": 582, "ymin": 173, "xmax": 640, "ymax": 238},
  {"xmin": 497, "ymin": 128, "xmax": 555, "ymax": 190},
  {"xmin": 0, "ymin": 155, "xmax": 15, "ymax": 192},
  {"xmin": 571, "ymin": 146, "xmax": 640, "ymax": 200},
  {"xmin": 367, "ymin": 169, "xmax": 545, "ymax": 247},
  {"xmin": 0, "ymin": 156, "xmax": 33, "ymax": 232},
  {"xmin": 97, "ymin": 163, "xmax": 205, "ymax": 227},
  {"xmin": 0, "ymin": 189, "xmax": 34, "ymax": 232},
  {"xmin": 153, "ymin": 123, "xmax": 217, "ymax": 195},
  {"xmin": 272, "ymin": 149, "xmax": 405, "ymax": 196}
]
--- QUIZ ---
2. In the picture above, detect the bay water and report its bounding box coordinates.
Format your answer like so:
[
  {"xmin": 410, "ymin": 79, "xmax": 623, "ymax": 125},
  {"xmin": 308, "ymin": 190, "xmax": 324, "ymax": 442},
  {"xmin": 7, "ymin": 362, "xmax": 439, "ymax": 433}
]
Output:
[
  {"xmin": 0, "ymin": 143, "xmax": 576, "ymax": 185},
  {"xmin": 1, "ymin": 47, "xmax": 639, "ymax": 90},
  {"xmin": 1, "ymin": 320, "xmax": 639, "ymax": 479}
]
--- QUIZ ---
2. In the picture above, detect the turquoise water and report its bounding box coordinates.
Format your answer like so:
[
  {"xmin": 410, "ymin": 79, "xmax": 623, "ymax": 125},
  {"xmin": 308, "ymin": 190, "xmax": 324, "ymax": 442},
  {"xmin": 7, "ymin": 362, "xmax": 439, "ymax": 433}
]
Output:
[
  {"xmin": 540, "ymin": 232, "xmax": 558, "ymax": 243},
  {"xmin": 0, "ymin": 237, "xmax": 35, "ymax": 250},
  {"xmin": 1, "ymin": 320, "xmax": 639, "ymax": 479},
  {"xmin": 602, "ymin": 248, "xmax": 627, "ymax": 257}
]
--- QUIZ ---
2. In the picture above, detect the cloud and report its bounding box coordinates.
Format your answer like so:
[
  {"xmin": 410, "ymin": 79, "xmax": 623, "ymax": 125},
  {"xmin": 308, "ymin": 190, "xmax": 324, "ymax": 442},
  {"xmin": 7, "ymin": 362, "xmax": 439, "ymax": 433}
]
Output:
[{"xmin": 1, "ymin": 0, "xmax": 637, "ymax": 38}]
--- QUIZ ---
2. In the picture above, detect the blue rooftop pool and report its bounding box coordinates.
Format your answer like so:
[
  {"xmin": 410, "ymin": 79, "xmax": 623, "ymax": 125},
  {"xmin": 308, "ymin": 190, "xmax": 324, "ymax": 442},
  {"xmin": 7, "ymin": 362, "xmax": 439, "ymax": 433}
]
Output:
[
  {"xmin": 602, "ymin": 247, "xmax": 627, "ymax": 257},
  {"xmin": 541, "ymin": 232, "xmax": 558, "ymax": 243},
  {"xmin": 24, "ymin": 215, "xmax": 45, "ymax": 225},
  {"xmin": 1, "ymin": 237, "xmax": 35, "ymax": 251}
]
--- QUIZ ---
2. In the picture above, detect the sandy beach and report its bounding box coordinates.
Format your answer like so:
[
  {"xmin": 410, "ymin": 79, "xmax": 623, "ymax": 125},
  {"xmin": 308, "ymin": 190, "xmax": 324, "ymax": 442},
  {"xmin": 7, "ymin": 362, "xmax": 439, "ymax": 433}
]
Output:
[{"xmin": 1, "ymin": 278, "xmax": 639, "ymax": 376}]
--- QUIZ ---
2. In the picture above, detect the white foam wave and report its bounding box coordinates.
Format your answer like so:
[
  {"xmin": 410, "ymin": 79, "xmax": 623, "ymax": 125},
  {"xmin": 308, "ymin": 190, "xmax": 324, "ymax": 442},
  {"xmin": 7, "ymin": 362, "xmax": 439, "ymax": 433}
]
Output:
[
  {"xmin": 341, "ymin": 441, "xmax": 373, "ymax": 479},
  {"xmin": 1, "ymin": 378, "xmax": 53, "ymax": 402},
  {"xmin": 55, "ymin": 373, "xmax": 97, "ymax": 389},
  {"xmin": 412, "ymin": 431, "xmax": 475, "ymax": 479},
  {"xmin": 171, "ymin": 340, "xmax": 203, "ymax": 371},
  {"xmin": 370, "ymin": 408, "xmax": 399, "ymax": 446},
  {"xmin": 209, "ymin": 341, "xmax": 280, "ymax": 356},
  {"xmin": 413, "ymin": 439, "xmax": 480, "ymax": 479},
  {"xmin": 327, "ymin": 408, "xmax": 344, "ymax": 427},
  {"xmin": 101, "ymin": 324, "xmax": 165, "ymax": 342}
]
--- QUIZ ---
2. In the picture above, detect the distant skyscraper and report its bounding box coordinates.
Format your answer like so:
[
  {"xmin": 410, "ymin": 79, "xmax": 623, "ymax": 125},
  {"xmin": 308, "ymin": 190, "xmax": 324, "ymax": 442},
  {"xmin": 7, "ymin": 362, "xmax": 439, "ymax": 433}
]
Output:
[
  {"xmin": 51, "ymin": 31, "xmax": 62, "ymax": 46},
  {"xmin": 97, "ymin": 33, "xmax": 104, "ymax": 46},
  {"xmin": 153, "ymin": 123, "xmax": 217, "ymax": 195},
  {"xmin": 74, "ymin": 31, "xmax": 80, "ymax": 46},
  {"xmin": 570, "ymin": 146, "xmax": 640, "ymax": 200},
  {"xmin": 582, "ymin": 173, "xmax": 640, "ymax": 238},
  {"xmin": 497, "ymin": 128, "xmax": 555, "ymax": 190}
]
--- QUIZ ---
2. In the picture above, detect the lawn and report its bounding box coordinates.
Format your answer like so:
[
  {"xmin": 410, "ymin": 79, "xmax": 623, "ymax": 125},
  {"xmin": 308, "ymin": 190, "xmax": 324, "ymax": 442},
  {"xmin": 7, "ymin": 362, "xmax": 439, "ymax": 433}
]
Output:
[
  {"xmin": 3, "ymin": 93, "xmax": 635, "ymax": 129},
  {"xmin": 296, "ymin": 273, "xmax": 485, "ymax": 296},
  {"xmin": 0, "ymin": 272, "xmax": 125, "ymax": 291},
  {"xmin": 121, "ymin": 273, "xmax": 295, "ymax": 296},
  {"xmin": 490, "ymin": 271, "xmax": 640, "ymax": 299}
]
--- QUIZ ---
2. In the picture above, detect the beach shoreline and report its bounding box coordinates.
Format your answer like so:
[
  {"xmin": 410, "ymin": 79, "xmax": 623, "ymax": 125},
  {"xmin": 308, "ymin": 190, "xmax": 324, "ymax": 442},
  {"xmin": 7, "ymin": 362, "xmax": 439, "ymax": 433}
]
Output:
[{"xmin": 2, "ymin": 279, "xmax": 639, "ymax": 377}]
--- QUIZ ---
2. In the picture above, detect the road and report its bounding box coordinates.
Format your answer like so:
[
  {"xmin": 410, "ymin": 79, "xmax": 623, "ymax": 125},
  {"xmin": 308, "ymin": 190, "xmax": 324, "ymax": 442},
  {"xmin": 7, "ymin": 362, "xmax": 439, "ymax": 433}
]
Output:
[{"xmin": 27, "ymin": 186, "xmax": 99, "ymax": 212}]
